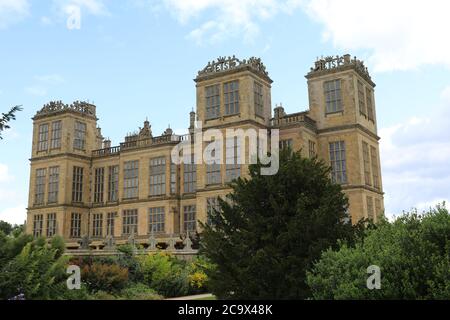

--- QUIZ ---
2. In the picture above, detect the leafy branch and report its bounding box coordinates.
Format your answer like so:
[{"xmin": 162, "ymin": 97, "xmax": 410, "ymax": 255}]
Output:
[{"xmin": 0, "ymin": 105, "xmax": 23, "ymax": 140}]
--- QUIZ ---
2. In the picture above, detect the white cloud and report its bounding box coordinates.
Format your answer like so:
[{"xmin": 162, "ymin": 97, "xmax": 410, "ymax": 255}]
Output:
[
  {"xmin": 0, "ymin": 205, "xmax": 27, "ymax": 225},
  {"xmin": 0, "ymin": 163, "xmax": 14, "ymax": 183},
  {"xmin": 161, "ymin": 0, "xmax": 302, "ymax": 45},
  {"xmin": 0, "ymin": 0, "xmax": 30, "ymax": 29},
  {"xmin": 40, "ymin": 16, "xmax": 53, "ymax": 25},
  {"xmin": 380, "ymin": 86, "xmax": 450, "ymax": 217},
  {"xmin": 302, "ymin": 0, "xmax": 450, "ymax": 72},
  {"xmin": 25, "ymin": 86, "xmax": 47, "ymax": 96},
  {"xmin": 35, "ymin": 74, "xmax": 65, "ymax": 85},
  {"xmin": 54, "ymin": 0, "xmax": 109, "ymax": 16}
]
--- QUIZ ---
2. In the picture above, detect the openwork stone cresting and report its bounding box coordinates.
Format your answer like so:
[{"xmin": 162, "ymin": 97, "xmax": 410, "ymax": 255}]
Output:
[{"xmin": 198, "ymin": 55, "xmax": 269, "ymax": 78}]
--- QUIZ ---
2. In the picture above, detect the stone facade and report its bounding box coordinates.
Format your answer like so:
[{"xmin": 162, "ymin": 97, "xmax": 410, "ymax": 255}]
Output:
[{"xmin": 26, "ymin": 55, "xmax": 384, "ymax": 250}]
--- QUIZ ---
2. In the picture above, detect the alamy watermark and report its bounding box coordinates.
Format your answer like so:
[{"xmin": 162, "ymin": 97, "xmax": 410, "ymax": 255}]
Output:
[
  {"xmin": 171, "ymin": 121, "xmax": 280, "ymax": 176},
  {"xmin": 367, "ymin": 265, "xmax": 381, "ymax": 290}
]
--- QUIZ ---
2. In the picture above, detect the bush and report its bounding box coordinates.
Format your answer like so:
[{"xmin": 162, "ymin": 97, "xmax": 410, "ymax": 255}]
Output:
[
  {"xmin": 81, "ymin": 263, "xmax": 129, "ymax": 293},
  {"xmin": 187, "ymin": 256, "xmax": 214, "ymax": 294},
  {"xmin": 120, "ymin": 283, "xmax": 162, "ymax": 300},
  {"xmin": 307, "ymin": 205, "xmax": 450, "ymax": 300}
]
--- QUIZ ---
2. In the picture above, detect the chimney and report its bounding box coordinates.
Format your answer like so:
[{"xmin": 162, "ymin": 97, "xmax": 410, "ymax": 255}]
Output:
[{"xmin": 103, "ymin": 139, "xmax": 111, "ymax": 149}]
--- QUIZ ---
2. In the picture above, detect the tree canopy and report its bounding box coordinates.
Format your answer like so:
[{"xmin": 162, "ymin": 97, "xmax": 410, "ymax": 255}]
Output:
[
  {"xmin": 306, "ymin": 204, "xmax": 450, "ymax": 299},
  {"xmin": 200, "ymin": 149, "xmax": 361, "ymax": 299}
]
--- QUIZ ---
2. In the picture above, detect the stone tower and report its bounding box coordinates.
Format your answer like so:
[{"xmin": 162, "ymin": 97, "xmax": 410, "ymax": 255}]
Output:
[{"xmin": 305, "ymin": 55, "xmax": 384, "ymax": 221}]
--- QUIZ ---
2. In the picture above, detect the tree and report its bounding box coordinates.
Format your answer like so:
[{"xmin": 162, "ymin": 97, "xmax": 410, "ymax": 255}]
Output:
[
  {"xmin": 0, "ymin": 221, "xmax": 12, "ymax": 235},
  {"xmin": 200, "ymin": 149, "xmax": 360, "ymax": 299},
  {"xmin": 0, "ymin": 105, "xmax": 23, "ymax": 140},
  {"xmin": 306, "ymin": 204, "xmax": 450, "ymax": 299}
]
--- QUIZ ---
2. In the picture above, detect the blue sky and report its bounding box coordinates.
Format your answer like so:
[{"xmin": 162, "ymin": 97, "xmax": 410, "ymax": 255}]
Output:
[{"xmin": 1, "ymin": 0, "xmax": 449, "ymax": 224}]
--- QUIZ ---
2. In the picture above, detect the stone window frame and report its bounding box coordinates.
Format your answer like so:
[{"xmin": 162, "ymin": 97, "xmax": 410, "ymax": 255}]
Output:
[
  {"xmin": 205, "ymin": 84, "xmax": 220, "ymax": 120},
  {"xmin": 362, "ymin": 141, "xmax": 372, "ymax": 186},
  {"xmin": 324, "ymin": 79, "xmax": 343, "ymax": 114},
  {"xmin": 254, "ymin": 81, "xmax": 264, "ymax": 117},
  {"xmin": 106, "ymin": 212, "xmax": 116, "ymax": 236},
  {"xmin": 183, "ymin": 154, "xmax": 196, "ymax": 194},
  {"xmin": 73, "ymin": 121, "xmax": 87, "ymax": 150},
  {"xmin": 358, "ymin": 80, "xmax": 367, "ymax": 117},
  {"xmin": 108, "ymin": 165, "xmax": 119, "ymax": 202},
  {"xmin": 370, "ymin": 146, "xmax": 380, "ymax": 190},
  {"xmin": 170, "ymin": 160, "xmax": 177, "ymax": 195},
  {"xmin": 183, "ymin": 205, "xmax": 196, "ymax": 233},
  {"xmin": 50, "ymin": 120, "xmax": 62, "ymax": 149},
  {"xmin": 92, "ymin": 213, "xmax": 103, "ymax": 238},
  {"xmin": 148, "ymin": 207, "xmax": 165, "ymax": 234},
  {"xmin": 309, "ymin": 140, "xmax": 316, "ymax": 158},
  {"xmin": 46, "ymin": 213, "xmax": 57, "ymax": 237},
  {"xmin": 149, "ymin": 157, "xmax": 166, "ymax": 196},
  {"xmin": 34, "ymin": 168, "xmax": 47, "ymax": 205},
  {"xmin": 223, "ymin": 80, "xmax": 239, "ymax": 116},
  {"xmin": 329, "ymin": 141, "xmax": 348, "ymax": 185},
  {"xmin": 33, "ymin": 214, "xmax": 44, "ymax": 238},
  {"xmin": 206, "ymin": 197, "xmax": 220, "ymax": 226},
  {"xmin": 94, "ymin": 167, "xmax": 105, "ymax": 203},
  {"xmin": 47, "ymin": 166, "xmax": 59, "ymax": 204},
  {"xmin": 72, "ymin": 166, "xmax": 84, "ymax": 203},
  {"xmin": 366, "ymin": 87, "xmax": 375, "ymax": 122},
  {"xmin": 225, "ymin": 137, "xmax": 241, "ymax": 183},
  {"xmin": 122, "ymin": 209, "xmax": 138, "ymax": 235},
  {"xmin": 70, "ymin": 212, "xmax": 82, "ymax": 238},
  {"xmin": 37, "ymin": 123, "xmax": 49, "ymax": 152},
  {"xmin": 123, "ymin": 160, "xmax": 139, "ymax": 199}
]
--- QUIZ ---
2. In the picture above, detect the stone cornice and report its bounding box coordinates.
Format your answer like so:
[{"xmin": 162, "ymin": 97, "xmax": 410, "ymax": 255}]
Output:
[
  {"xmin": 30, "ymin": 152, "xmax": 92, "ymax": 162},
  {"xmin": 318, "ymin": 124, "xmax": 380, "ymax": 141}
]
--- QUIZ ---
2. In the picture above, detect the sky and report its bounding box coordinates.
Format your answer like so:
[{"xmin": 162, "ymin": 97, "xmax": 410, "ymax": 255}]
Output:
[{"xmin": 0, "ymin": 0, "xmax": 449, "ymax": 224}]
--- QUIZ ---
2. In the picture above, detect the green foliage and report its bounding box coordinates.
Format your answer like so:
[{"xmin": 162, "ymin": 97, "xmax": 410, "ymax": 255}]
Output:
[
  {"xmin": 138, "ymin": 253, "xmax": 190, "ymax": 297},
  {"xmin": 0, "ymin": 221, "xmax": 12, "ymax": 235},
  {"xmin": 307, "ymin": 204, "xmax": 450, "ymax": 299},
  {"xmin": 120, "ymin": 283, "xmax": 162, "ymax": 300},
  {"xmin": 50, "ymin": 236, "xmax": 66, "ymax": 258},
  {"xmin": 81, "ymin": 262, "xmax": 129, "ymax": 293},
  {"xmin": 0, "ymin": 239, "xmax": 70, "ymax": 300},
  {"xmin": 0, "ymin": 106, "xmax": 23, "ymax": 140},
  {"xmin": 200, "ymin": 150, "xmax": 358, "ymax": 299}
]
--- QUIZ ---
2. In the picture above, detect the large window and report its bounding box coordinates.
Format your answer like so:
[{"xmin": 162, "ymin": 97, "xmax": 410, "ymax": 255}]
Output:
[
  {"xmin": 309, "ymin": 140, "xmax": 316, "ymax": 158},
  {"xmin": 329, "ymin": 141, "xmax": 347, "ymax": 184},
  {"xmin": 50, "ymin": 121, "xmax": 62, "ymax": 149},
  {"xmin": 279, "ymin": 139, "xmax": 293, "ymax": 150},
  {"xmin": 371, "ymin": 146, "xmax": 380, "ymax": 189},
  {"xmin": 375, "ymin": 199, "xmax": 382, "ymax": 217},
  {"xmin": 106, "ymin": 212, "xmax": 115, "ymax": 236},
  {"xmin": 224, "ymin": 81, "xmax": 239, "ymax": 115},
  {"xmin": 363, "ymin": 142, "xmax": 372, "ymax": 186},
  {"xmin": 367, "ymin": 196, "xmax": 374, "ymax": 220},
  {"xmin": 358, "ymin": 80, "xmax": 366, "ymax": 116},
  {"xmin": 122, "ymin": 209, "xmax": 138, "ymax": 235},
  {"xmin": 183, "ymin": 205, "xmax": 196, "ymax": 233},
  {"xmin": 366, "ymin": 88, "xmax": 374, "ymax": 121},
  {"xmin": 226, "ymin": 137, "xmax": 241, "ymax": 182},
  {"xmin": 92, "ymin": 213, "xmax": 103, "ymax": 237},
  {"xmin": 38, "ymin": 124, "xmax": 49, "ymax": 151},
  {"xmin": 33, "ymin": 214, "xmax": 43, "ymax": 237},
  {"xmin": 254, "ymin": 82, "xmax": 264, "ymax": 117},
  {"xmin": 35, "ymin": 168, "xmax": 46, "ymax": 205},
  {"xmin": 206, "ymin": 162, "xmax": 221, "ymax": 185},
  {"xmin": 108, "ymin": 165, "xmax": 119, "ymax": 202},
  {"xmin": 148, "ymin": 207, "xmax": 165, "ymax": 234},
  {"xmin": 94, "ymin": 167, "xmax": 105, "ymax": 203},
  {"xmin": 170, "ymin": 160, "xmax": 177, "ymax": 194},
  {"xmin": 47, "ymin": 213, "xmax": 56, "ymax": 237},
  {"xmin": 123, "ymin": 160, "xmax": 139, "ymax": 199},
  {"xmin": 48, "ymin": 166, "xmax": 59, "ymax": 204},
  {"xmin": 183, "ymin": 155, "xmax": 196, "ymax": 193},
  {"xmin": 70, "ymin": 213, "xmax": 81, "ymax": 238},
  {"xmin": 206, "ymin": 197, "xmax": 220, "ymax": 226},
  {"xmin": 205, "ymin": 84, "xmax": 220, "ymax": 119},
  {"xmin": 73, "ymin": 121, "xmax": 86, "ymax": 150},
  {"xmin": 149, "ymin": 157, "xmax": 166, "ymax": 196},
  {"xmin": 324, "ymin": 80, "xmax": 342, "ymax": 113},
  {"xmin": 72, "ymin": 166, "xmax": 84, "ymax": 202}
]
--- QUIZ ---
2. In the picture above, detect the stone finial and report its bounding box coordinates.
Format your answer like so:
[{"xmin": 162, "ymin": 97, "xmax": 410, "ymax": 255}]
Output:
[
  {"xmin": 104, "ymin": 235, "xmax": 115, "ymax": 250},
  {"xmin": 78, "ymin": 235, "xmax": 91, "ymax": 250}
]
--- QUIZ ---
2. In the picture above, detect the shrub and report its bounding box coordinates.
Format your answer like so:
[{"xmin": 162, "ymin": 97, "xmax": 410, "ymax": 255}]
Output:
[
  {"xmin": 120, "ymin": 283, "xmax": 162, "ymax": 300},
  {"xmin": 81, "ymin": 263, "xmax": 129, "ymax": 293}
]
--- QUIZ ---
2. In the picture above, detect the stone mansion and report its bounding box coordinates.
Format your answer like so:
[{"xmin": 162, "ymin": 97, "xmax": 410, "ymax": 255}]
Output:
[{"xmin": 26, "ymin": 55, "xmax": 384, "ymax": 250}]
